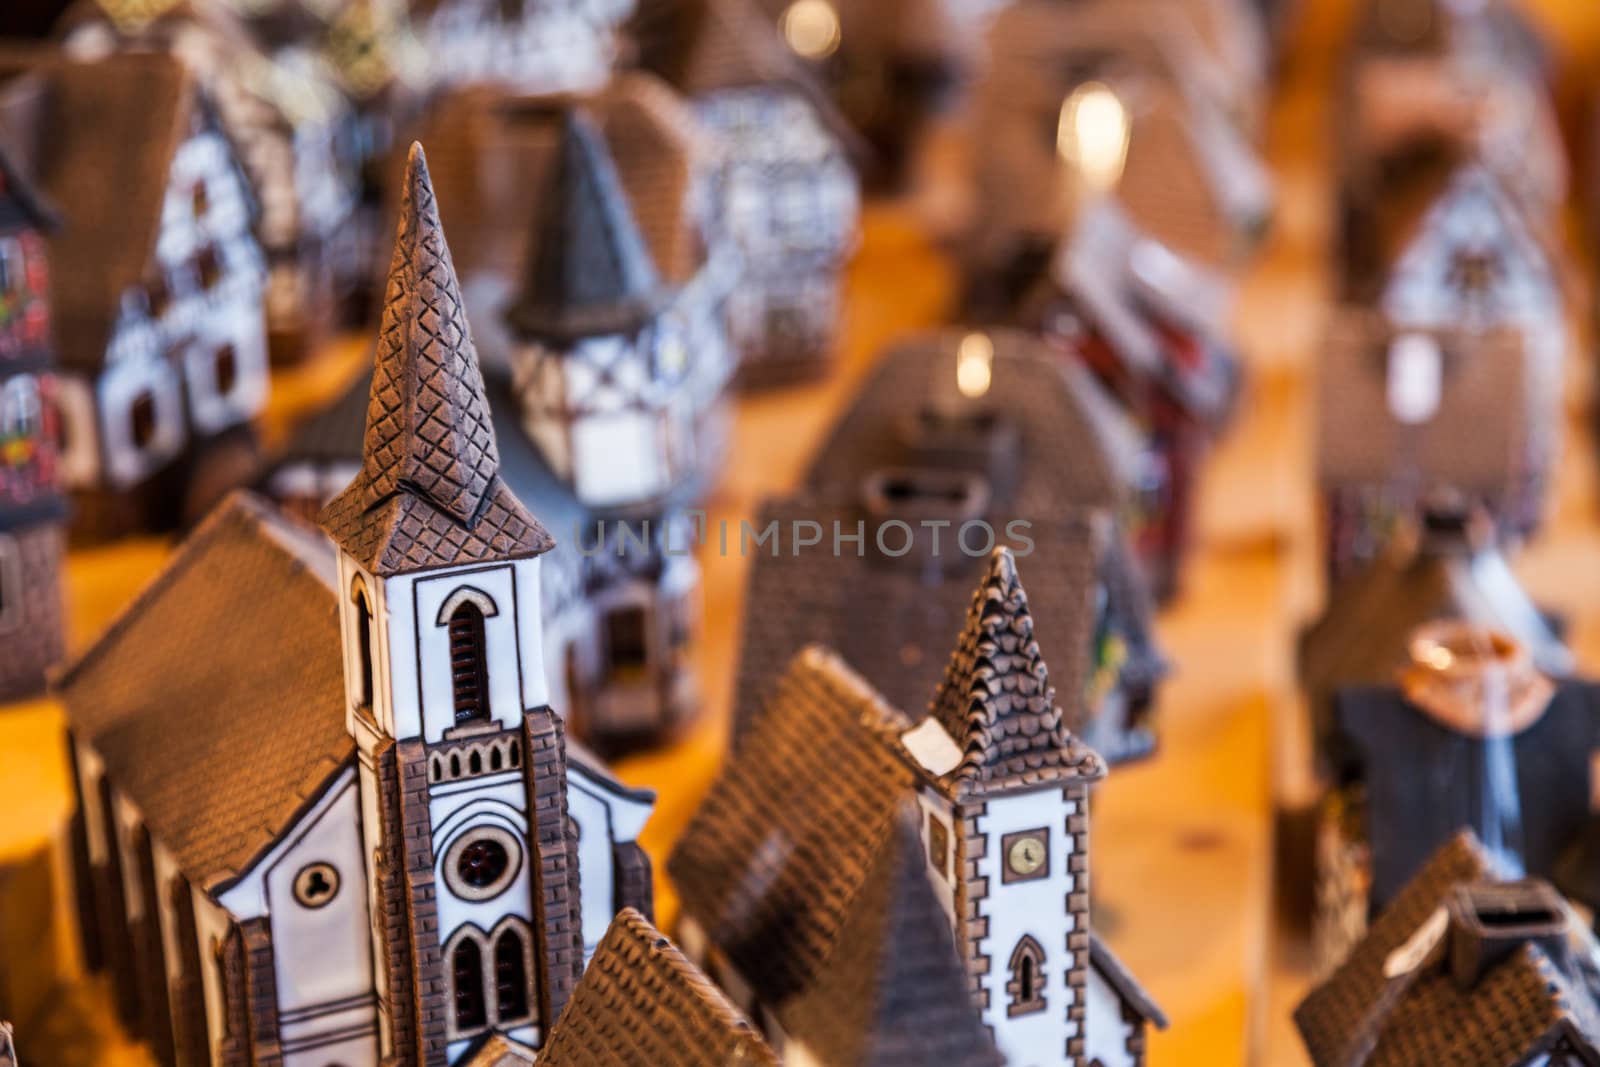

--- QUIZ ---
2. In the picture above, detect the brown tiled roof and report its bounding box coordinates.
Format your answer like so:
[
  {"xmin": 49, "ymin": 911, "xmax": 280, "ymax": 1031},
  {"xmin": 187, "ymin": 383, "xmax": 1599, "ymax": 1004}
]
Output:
[
  {"xmin": 503, "ymin": 109, "xmax": 671, "ymax": 343},
  {"xmin": 929, "ymin": 548, "xmax": 1105, "ymax": 790},
  {"xmin": 1316, "ymin": 311, "xmax": 1532, "ymax": 495},
  {"xmin": 668, "ymin": 647, "xmax": 917, "ymax": 1004},
  {"xmin": 320, "ymin": 142, "xmax": 553, "ymax": 575},
  {"xmin": 596, "ymin": 73, "xmax": 704, "ymax": 286},
  {"xmin": 459, "ymin": 1034, "xmax": 537, "ymax": 1066},
  {"xmin": 778, "ymin": 804, "xmax": 1003, "ymax": 1066},
  {"xmin": 0, "ymin": 49, "xmax": 207, "ymax": 370},
  {"xmin": 633, "ymin": 0, "xmax": 795, "ymax": 93},
  {"xmin": 55, "ymin": 492, "xmax": 352, "ymax": 894},
  {"xmin": 540, "ymin": 908, "xmax": 778, "ymax": 1066},
  {"xmin": 1090, "ymin": 934, "xmax": 1168, "ymax": 1028},
  {"xmin": 805, "ymin": 329, "xmax": 1139, "ymax": 515}
]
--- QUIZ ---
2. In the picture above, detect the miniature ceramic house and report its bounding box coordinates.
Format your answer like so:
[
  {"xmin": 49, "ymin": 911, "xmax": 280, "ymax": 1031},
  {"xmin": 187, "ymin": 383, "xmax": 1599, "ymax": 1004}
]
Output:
[
  {"xmin": 503, "ymin": 107, "xmax": 732, "ymax": 512},
  {"xmin": 265, "ymin": 360, "xmax": 702, "ymax": 755},
  {"xmin": 1317, "ymin": 310, "xmax": 1549, "ymax": 580},
  {"xmin": 672, "ymin": 549, "xmax": 1166, "ymax": 1066},
  {"xmin": 973, "ymin": 0, "xmax": 1273, "ymax": 275},
  {"xmin": 1018, "ymin": 200, "xmax": 1239, "ymax": 601},
  {"xmin": 1315, "ymin": 622, "xmax": 1600, "ymax": 967},
  {"xmin": 634, "ymin": 0, "xmax": 860, "ymax": 388},
  {"xmin": 0, "ymin": 51, "xmax": 270, "ymax": 539},
  {"xmin": 0, "ymin": 140, "xmax": 65, "ymax": 702},
  {"xmin": 411, "ymin": 0, "xmax": 634, "ymax": 97},
  {"xmin": 59, "ymin": 0, "xmax": 365, "ymax": 363},
  {"xmin": 540, "ymin": 908, "xmax": 779, "ymax": 1066},
  {"xmin": 1299, "ymin": 502, "xmax": 1572, "ymax": 777},
  {"xmin": 1298, "ymin": 832, "xmax": 1600, "ymax": 1065},
  {"xmin": 58, "ymin": 146, "xmax": 656, "ymax": 1066}
]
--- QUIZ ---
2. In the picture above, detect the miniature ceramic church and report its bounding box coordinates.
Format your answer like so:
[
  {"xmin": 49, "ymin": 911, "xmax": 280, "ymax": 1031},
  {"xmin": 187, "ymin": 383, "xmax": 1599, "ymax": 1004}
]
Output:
[
  {"xmin": 58, "ymin": 144, "xmax": 655, "ymax": 1067},
  {"xmin": 0, "ymin": 50, "xmax": 271, "ymax": 538},
  {"xmin": 0, "ymin": 139, "xmax": 65, "ymax": 702},
  {"xmin": 634, "ymin": 0, "xmax": 861, "ymax": 387},
  {"xmin": 672, "ymin": 548, "xmax": 1166, "ymax": 1066}
]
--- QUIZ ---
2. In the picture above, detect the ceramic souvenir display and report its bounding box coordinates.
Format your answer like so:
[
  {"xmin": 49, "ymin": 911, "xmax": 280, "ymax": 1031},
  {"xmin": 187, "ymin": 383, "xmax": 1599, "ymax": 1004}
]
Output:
[
  {"xmin": 60, "ymin": 0, "xmax": 365, "ymax": 364},
  {"xmin": 1314, "ymin": 621, "xmax": 1600, "ymax": 967},
  {"xmin": 540, "ymin": 908, "xmax": 780, "ymax": 1065},
  {"xmin": 673, "ymin": 547, "xmax": 1166, "ymax": 1066},
  {"xmin": 57, "ymin": 145, "xmax": 656, "ymax": 1066},
  {"xmin": 0, "ymin": 138, "xmax": 65, "ymax": 702},
  {"xmin": 0, "ymin": 50, "xmax": 270, "ymax": 539},
  {"xmin": 633, "ymin": 0, "xmax": 860, "ymax": 388},
  {"xmin": 1298, "ymin": 832, "xmax": 1600, "ymax": 1065}
]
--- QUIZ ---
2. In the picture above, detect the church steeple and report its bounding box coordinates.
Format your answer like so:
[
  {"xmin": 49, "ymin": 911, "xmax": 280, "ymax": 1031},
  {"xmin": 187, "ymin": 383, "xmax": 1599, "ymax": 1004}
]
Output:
[
  {"xmin": 503, "ymin": 111, "xmax": 669, "ymax": 344},
  {"xmin": 320, "ymin": 142, "xmax": 553, "ymax": 576}
]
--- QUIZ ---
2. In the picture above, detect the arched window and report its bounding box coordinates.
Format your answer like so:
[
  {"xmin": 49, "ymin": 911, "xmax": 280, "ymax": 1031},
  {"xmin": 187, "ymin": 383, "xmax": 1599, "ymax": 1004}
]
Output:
[
  {"xmin": 352, "ymin": 582, "xmax": 375, "ymax": 710},
  {"xmin": 494, "ymin": 927, "xmax": 530, "ymax": 1022},
  {"xmin": 452, "ymin": 938, "xmax": 487, "ymax": 1032},
  {"xmin": 1007, "ymin": 935, "xmax": 1047, "ymax": 1017},
  {"xmin": 449, "ymin": 602, "xmax": 490, "ymax": 723}
]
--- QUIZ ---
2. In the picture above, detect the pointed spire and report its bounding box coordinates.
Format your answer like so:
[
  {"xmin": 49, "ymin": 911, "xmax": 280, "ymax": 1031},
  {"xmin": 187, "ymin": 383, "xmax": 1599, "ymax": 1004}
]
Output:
[
  {"xmin": 929, "ymin": 548, "xmax": 1105, "ymax": 786},
  {"xmin": 361, "ymin": 142, "xmax": 499, "ymax": 523},
  {"xmin": 503, "ymin": 110, "xmax": 669, "ymax": 344},
  {"xmin": 320, "ymin": 144, "xmax": 553, "ymax": 575}
]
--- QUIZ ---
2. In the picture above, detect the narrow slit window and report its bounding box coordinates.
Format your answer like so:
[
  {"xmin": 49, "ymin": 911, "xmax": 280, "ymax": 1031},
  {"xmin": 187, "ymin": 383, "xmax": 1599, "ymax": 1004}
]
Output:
[
  {"xmin": 1006, "ymin": 935, "xmax": 1047, "ymax": 1016},
  {"xmin": 452, "ymin": 939, "xmax": 487, "ymax": 1032},
  {"xmin": 494, "ymin": 927, "xmax": 529, "ymax": 1022},
  {"xmin": 449, "ymin": 602, "xmax": 490, "ymax": 723},
  {"xmin": 353, "ymin": 584, "xmax": 374, "ymax": 709}
]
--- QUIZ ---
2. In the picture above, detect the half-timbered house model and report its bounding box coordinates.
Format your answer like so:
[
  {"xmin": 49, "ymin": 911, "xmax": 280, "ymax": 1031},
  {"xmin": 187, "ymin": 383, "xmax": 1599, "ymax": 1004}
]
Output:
[
  {"xmin": 1014, "ymin": 200, "xmax": 1239, "ymax": 601},
  {"xmin": 1314, "ymin": 621, "xmax": 1600, "ymax": 969},
  {"xmin": 411, "ymin": 0, "xmax": 634, "ymax": 98},
  {"xmin": 539, "ymin": 908, "xmax": 782, "ymax": 1065},
  {"xmin": 1317, "ymin": 304, "xmax": 1552, "ymax": 581},
  {"xmin": 0, "ymin": 50, "xmax": 269, "ymax": 539},
  {"xmin": 738, "ymin": 328, "xmax": 1165, "ymax": 757},
  {"xmin": 972, "ymin": 0, "xmax": 1273, "ymax": 279},
  {"xmin": 58, "ymin": 0, "xmax": 365, "ymax": 364},
  {"xmin": 58, "ymin": 146, "xmax": 656, "ymax": 1067},
  {"xmin": 1298, "ymin": 832, "xmax": 1600, "ymax": 1066},
  {"xmin": 633, "ymin": 0, "xmax": 860, "ymax": 388},
  {"xmin": 673, "ymin": 548, "xmax": 1168, "ymax": 1066},
  {"xmin": 0, "ymin": 139, "xmax": 65, "ymax": 701}
]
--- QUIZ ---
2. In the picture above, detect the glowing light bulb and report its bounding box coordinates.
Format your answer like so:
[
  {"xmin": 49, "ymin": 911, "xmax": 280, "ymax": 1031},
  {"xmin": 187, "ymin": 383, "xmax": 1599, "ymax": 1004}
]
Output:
[
  {"xmin": 781, "ymin": 0, "xmax": 842, "ymax": 60},
  {"xmin": 956, "ymin": 332, "xmax": 994, "ymax": 399},
  {"xmin": 1056, "ymin": 81, "xmax": 1130, "ymax": 194}
]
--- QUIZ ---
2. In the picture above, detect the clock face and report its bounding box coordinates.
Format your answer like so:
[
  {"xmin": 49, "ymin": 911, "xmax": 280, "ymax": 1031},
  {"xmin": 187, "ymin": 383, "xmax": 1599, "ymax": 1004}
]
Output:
[{"xmin": 1005, "ymin": 832, "xmax": 1048, "ymax": 880}]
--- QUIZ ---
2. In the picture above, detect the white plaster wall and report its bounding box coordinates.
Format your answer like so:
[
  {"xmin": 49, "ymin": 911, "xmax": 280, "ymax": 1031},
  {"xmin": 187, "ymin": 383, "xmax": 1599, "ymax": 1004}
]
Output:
[
  {"xmin": 181, "ymin": 286, "xmax": 270, "ymax": 435},
  {"xmin": 428, "ymin": 784, "xmax": 535, "ymax": 943},
  {"xmin": 976, "ymin": 789, "xmax": 1081, "ymax": 1065},
  {"xmin": 339, "ymin": 555, "xmax": 397, "ymax": 739},
  {"xmin": 74, "ymin": 742, "xmax": 108, "ymax": 865},
  {"xmin": 1084, "ymin": 964, "xmax": 1138, "ymax": 1067},
  {"xmin": 915, "ymin": 788, "xmax": 959, "ymax": 926},
  {"xmin": 192, "ymin": 889, "xmax": 235, "ymax": 1065},
  {"xmin": 421, "ymin": 0, "xmax": 624, "ymax": 96},
  {"xmin": 54, "ymin": 374, "xmax": 101, "ymax": 489},
  {"xmin": 566, "ymin": 765, "xmax": 652, "ymax": 959},
  {"xmin": 97, "ymin": 331, "xmax": 185, "ymax": 488}
]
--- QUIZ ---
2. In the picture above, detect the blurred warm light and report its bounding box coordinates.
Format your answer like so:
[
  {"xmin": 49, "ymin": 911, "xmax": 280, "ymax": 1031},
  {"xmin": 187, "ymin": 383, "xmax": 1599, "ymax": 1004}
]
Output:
[
  {"xmin": 1056, "ymin": 82, "xmax": 1130, "ymax": 194},
  {"xmin": 781, "ymin": 0, "xmax": 842, "ymax": 60},
  {"xmin": 956, "ymin": 332, "xmax": 994, "ymax": 399},
  {"xmin": 98, "ymin": 0, "xmax": 183, "ymax": 27}
]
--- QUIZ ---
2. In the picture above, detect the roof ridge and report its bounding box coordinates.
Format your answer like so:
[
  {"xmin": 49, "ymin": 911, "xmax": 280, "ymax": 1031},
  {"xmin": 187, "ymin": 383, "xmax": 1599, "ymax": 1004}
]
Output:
[{"xmin": 53, "ymin": 490, "xmax": 281, "ymax": 692}]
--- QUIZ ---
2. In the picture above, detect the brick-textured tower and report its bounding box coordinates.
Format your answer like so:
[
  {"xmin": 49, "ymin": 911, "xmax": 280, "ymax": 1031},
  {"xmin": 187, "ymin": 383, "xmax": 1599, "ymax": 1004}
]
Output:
[
  {"xmin": 319, "ymin": 143, "xmax": 582, "ymax": 1066},
  {"xmin": 925, "ymin": 548, "xmax": 1107, "ymax": 1065}
]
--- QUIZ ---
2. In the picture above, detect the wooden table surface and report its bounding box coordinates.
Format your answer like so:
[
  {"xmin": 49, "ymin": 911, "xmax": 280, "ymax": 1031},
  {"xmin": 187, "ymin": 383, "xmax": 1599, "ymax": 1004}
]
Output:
[{"xmin": 5, "ymin": 1, "xmax": 1600, "ymax": 1064}]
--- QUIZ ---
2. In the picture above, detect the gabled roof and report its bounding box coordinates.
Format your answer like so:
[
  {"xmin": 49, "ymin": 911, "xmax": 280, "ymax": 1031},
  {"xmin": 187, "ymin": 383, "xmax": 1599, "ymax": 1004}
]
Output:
[
  {"xmin": 669, "ymin": 646, "xmax": 918, "ymax": 1004},
  {"xmin": 320, "ymin": 142, "xmax": 554, "ymax": 575},
  {"xmin": 54, "ymin": 492, "xmax": 351, "ymax": 894},
  {"xmin": 539, "ymin": 908, "xmax": 778, "ymax": 1066},
  {"xmin": 805, "ymin": 329, "xmax": 1142, "ymax": 513},
  {"xmin": 1295, "ymin": 833, "xmax": 1600, "ymax": 1067},
  {"xmin": 502, "ymin": 109, "xmax": 670, "ymax": 344},
  {"xmin": 928, "ymin": 548, "xmax": 1104, "ymax": 791},
  {"xmin": 0, "ymin": 48, "xmax": 230, "ymax": 370},
  {"xmin": 731, "ymin": 491, "xmax": 1164, "ymax": 762},
  {"xmin": 632, "ymin": 0, "xmax": 794, "ymax": 95},
  {"xmin": 1090, "ymin": 934, "xmax": 1168, "ymax": 1029},
  {"xmin": 779, "ymin": 803, "xmax": 1002, "ymax": 1066}
]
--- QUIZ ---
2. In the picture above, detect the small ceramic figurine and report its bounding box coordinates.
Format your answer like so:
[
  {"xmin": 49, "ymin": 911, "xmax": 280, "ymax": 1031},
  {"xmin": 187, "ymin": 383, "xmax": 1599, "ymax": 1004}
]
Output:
[
  {"xmin": 0, "ymin": 138, "xmax": 65, "ymax": 702},
  {"xmin": 1314, "ymin": 621, "xmax": 1600, "ymax": 968},
  {"xmin": 632, "ymin": 0, "xmax": 861, "ymax": 388},
  {"xmin": 1297, "ymin": 831, "xmax": 1600, "ymax": 1066},
  {"xmin": 60, "ymin": 0, "xmax": 366, "ymax": 363},
  {"xmin": 972, "ymin": 0, "xmax": 1273, "ymax": 277},
  {"xmin": 57, "ymin": 144, "xmax": 655, "ymax": 1065},
  {"xmin": 1016, "ymin": 200, "xmax": 1240, "ymax": 601},
  {"xmin": 672, "ymin": 547, "xmax": 1166, "ymax": 1066},
  {"xmin": 0, "ymin": 50, "xmax": 270, "ymax": 539},
  {"xmin": 539, "ymin": 908, "xmax": 779, "ymax": 1066}
]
